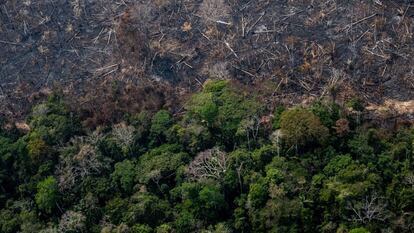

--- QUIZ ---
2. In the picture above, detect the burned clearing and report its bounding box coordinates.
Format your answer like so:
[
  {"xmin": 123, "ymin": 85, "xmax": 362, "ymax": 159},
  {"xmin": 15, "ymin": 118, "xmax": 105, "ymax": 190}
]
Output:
[{"xmin": 1, "ymin": 0, "xmax": 414, "ymax": 122}]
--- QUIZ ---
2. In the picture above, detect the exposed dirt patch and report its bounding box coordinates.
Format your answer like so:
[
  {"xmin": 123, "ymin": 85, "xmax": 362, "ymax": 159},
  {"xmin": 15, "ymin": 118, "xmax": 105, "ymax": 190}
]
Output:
[
  {"xmin": 366, "ymin": 100, "xmax": 414, "ymax": 119},
  {"xmin": 1, "ymin": 0, "xmax": 414, "ymax": 122}
]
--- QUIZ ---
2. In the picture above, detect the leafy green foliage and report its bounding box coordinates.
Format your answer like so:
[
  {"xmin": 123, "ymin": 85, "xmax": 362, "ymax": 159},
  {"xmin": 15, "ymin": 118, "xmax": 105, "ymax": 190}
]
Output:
[
  {"xmin": 168, "ymin": 122, "xmax": 212, "ymax": 153},
  {"xmin": 187, "ymin": 92, "xmax": 218, "ymax": 126},
  {"xmin": 280, "ymin": 108, "xmax": 329, "ymax": 148},
  {"xmin": 27, "ymin": 137, "xmax": 50, "ymax": 162},
  {"xmin": 131, "ymin": 224, "xmax": 152, "ymax": 233},
  {"xmin": 111, "ymin": 160, "xmax": 136, "ymax": 194},
  {"xmin": 150, "ymin": 110, "xmax": 173, "ymax": 145},
  {"xmin": 346, "ymin": 98, "xmax": 365, "ymax": 112},
  {"xmin": 1, "ymin": 83, "xmax": 414, "ymax": 233},
  {"xmin": 28, "ymin": 97, "xmax": 80, "ymax": 145},
  {"xmin": 35, "ymin": 176, "xmax": 58, "ymax": 213},
  {"xmin": 310, "ymin": 101, "xmax": 340, "ymax": 128},
  {"xmin": 136, "ymin": 144, "xmax": 190, "ymax": 193},
  {"xmin": 171, "ymin": 182, "xmax": 228, "ymax": 224},
  {"xmin": 0, "ymin": 209, "xmax": 19, "ymax": 233},
  {"xmin": 349, "ymin": 227, "xmax": 371, "ymax": 233},
  {"xmin": 124, "ymin": 192, "xmax": 171, "ymax": 227},
  {"xmin": 186, "ymin": 80, "xmax": 262, "ymax": 147},
  {"xmin": 272, "ymin": 106, "xmax": 285, "ymax": 129}
]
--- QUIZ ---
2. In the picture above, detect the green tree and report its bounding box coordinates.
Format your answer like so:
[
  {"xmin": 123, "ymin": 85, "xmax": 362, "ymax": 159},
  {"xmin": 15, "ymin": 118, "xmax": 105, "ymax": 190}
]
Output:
[
  {"xmin": 150, "ymin": 110, "xmax": 173, "ymax": 145},
  {"xmin": 320, "ymin": 156, "xmax": 380, "ymax": 202},
  {"xmin": 187, "ymin": 92, "xmax": 218, "ymax": 127},
  {"xmin": 346, "ymin": 98, "xmax": 365, "ymax": 112},
  {"xmin": 167, "ymin": 122, "xmax": 213, "ymax": 153},
  {"xmin": 279, "ymin": 108, "xmax": 329, "ymax": 149},
  {"xmin": 272, "ymin": 106, "xmax": 285, "ymax": 129},
  {"xmin": 171, "ymin": 182, "xmax": 227, "ymax": 224},
  {"xmin": 247, "ymin": 157, "xmax": 309, "ymax": 232},
  {"xmin": 131, "ymin": 224, "xmax": 152, "ymax": 233},
  {"xmin": 233, "ymin": 195, "xmax": 250, "ymax": 232},
  {"xmin": 155, "ymin": 224, "xmax": 173, "ymax": 233},
  {"xmin": 35, "ymin": 176, "xmax": 58, "ymax": 213},
  {"xmin": 349, "ymin": 227, "xmax": 370, "ymax": 233},
  {"xmin": 29, "ymin": 97, "xmax": 80, "ymax": 145},
  {"xmin": 123, "ymin": 192, "xmax": 171, "ymax": 227},
  {"xmin": 252, "ymin": 145, "xmax": 276, "ymax": 169},
  {"xmin": 0, "ymin": 209, "xmax": 19, "ymax": 233},
  {"xmin": 316, "ymin": 155, "xmax": 382, "ymax": 230},
  {"xmin": 129, "ymin": 111, "xmax": 152, "ymax": 154},
  {"xmin": 186, "ymin": 80, "xmax": 262, "ymax": 148},
  {"xmin": 27, "ymin": 137, "xmax": 50, "ymax": 162},
  {"xmin": 310, "ymin": 101, "xmax": 340, "ymax": 128},
  {"xmin": 111, "ymin": 160, "xmax": 136, "ymax": 194},
  {"xmin": 136, "ymin": 144, "xmax": 189, "ymax": 193},
  {"xmin": 247, "ymin": 176, "xmax": 268, "ymax": 209},
  {"xmin": 0, "ymin": 136, "xmax": 16, "ymax": 206},
  {"xmin": 174, "ymin": 210, "xmax": 197, "ymax": 233},
  {"xmin": 19, "ymin": 210, "xmax": 44, "ymax": 233},
  {"xmin": 104, "ymin": 197, "xmax": 128, "ymax": 225}
]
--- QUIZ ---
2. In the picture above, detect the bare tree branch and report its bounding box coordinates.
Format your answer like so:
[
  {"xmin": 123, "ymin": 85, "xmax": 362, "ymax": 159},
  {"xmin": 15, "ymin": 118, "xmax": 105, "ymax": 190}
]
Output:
[{"xmin": 187, "ymin": 147, "xmax": 229, "ymax": 182}]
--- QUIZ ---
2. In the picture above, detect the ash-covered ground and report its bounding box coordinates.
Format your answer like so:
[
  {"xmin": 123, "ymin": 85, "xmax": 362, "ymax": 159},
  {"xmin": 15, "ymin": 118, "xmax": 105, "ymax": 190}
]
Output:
[{"xmin": 1, "ymin": 0, "xmax": 414, "ymax": 121}]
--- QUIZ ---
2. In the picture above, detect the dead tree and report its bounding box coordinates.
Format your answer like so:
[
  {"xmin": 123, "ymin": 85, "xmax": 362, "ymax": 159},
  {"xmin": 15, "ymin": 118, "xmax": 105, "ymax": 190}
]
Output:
[
  {"xmin": 333, "ymin": 118, "xmax": 350, "ymax": 137},
  {"xmin": 73, "ymin": 144, "xmax": 104, "ymax": 177},
  {"xmin": 238, "ymin": 116, "xmax": 261, "ymax": 150},
  {"xmin": 405, "ymin": 173, "xmax": 414, "ymax": 188},
  {"xmin": 56, "ymin": 132, "xmax": 109, "ymax": 191},
  {"xmin": 321, "ymin": 68, "xmax": 347, "ymax": 101},
  {"xmin": 58, "ymin": 211, "xmax": 86, "ymax": 233},
  {"xmin": 112, "ymin": 122, "xmax": 135, "ymax": 148},
  {"xmin": 187, "ymin": 147, "xmax": 229, "ymax": 181},
  {"xmin": 270, "ymin": 129, "xmax": 283, "ymax": 157},
  {"xmin": 348, "ymin": 193, "xmax": 388, "ymax": 224}
]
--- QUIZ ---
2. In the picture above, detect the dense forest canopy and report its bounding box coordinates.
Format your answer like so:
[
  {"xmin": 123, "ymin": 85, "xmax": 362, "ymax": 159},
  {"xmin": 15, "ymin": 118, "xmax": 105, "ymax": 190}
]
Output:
[{"xmin": 0, "ymin": 80, "xmax": 413, "ymax": 233}]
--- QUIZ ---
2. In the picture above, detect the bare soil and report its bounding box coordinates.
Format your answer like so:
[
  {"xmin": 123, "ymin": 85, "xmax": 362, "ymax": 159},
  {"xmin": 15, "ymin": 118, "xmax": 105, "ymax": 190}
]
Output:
[{"xmin": 1, "ymin": 0, "xmax": 414, "ymax": 123}]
